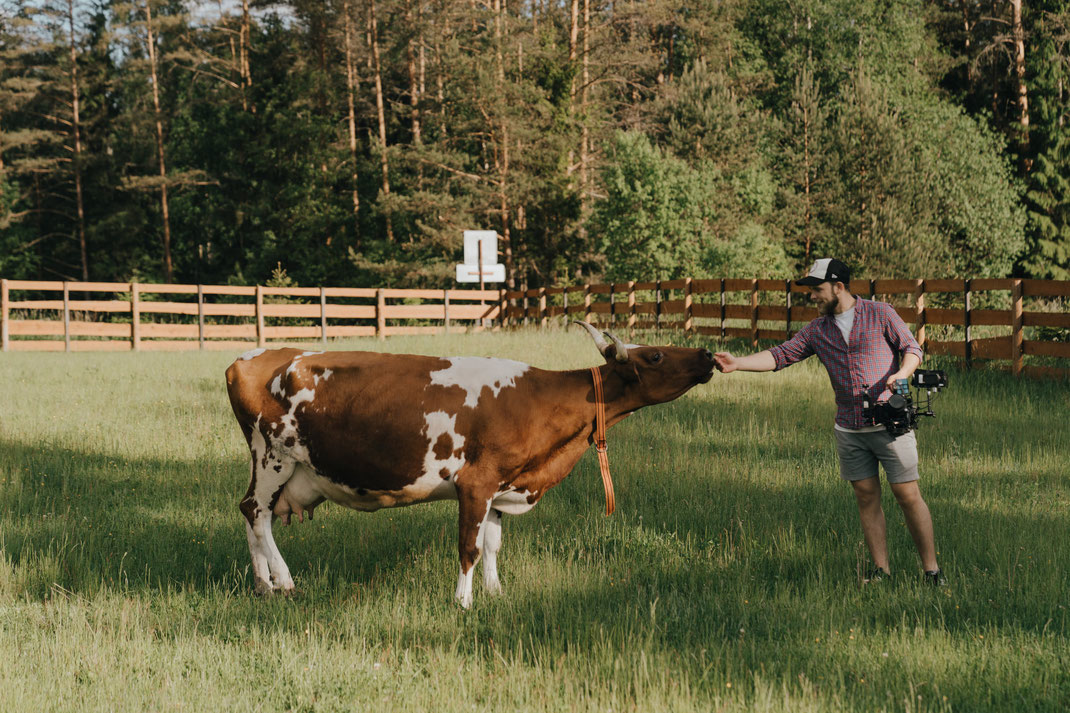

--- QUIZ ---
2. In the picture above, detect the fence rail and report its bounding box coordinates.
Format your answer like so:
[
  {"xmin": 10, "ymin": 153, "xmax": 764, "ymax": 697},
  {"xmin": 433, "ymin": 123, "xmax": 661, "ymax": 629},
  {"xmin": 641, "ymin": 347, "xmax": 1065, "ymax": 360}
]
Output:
[
  {"xmin": 0, "ymin": 280, "xmax": 502, "ymax": 352},
  {"xmin": 5, "ymin": 277, "xmax": 1068, "ymax": 379},
  {"xmin": 503, "ymin": 277, "xmax": 1070, "ymax": 379}
]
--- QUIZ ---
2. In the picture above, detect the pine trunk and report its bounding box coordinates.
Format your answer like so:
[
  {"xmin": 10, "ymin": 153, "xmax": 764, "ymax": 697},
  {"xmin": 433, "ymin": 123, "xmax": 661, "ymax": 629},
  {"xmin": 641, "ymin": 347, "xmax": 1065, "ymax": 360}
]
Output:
[
  {"xmin": 342, "ymin": 0, "xmax": 361, "ymax": 224},
  {"xmin": 143, "ymin": 0, "xmax": 174, "ymax": 283},
  {"xmin": 67, "ymin": 0, "xmax": 88, "ymax": 282},
  {"xmin": 1011, "ymin": 0, "xmax": 1030, "ymax": 171},
  {"xmin": 369, "ymin": 0, "xmax": 393, "ymax": 241},
  {"xmin": 240, "ymin": 0, "xmax": 253, "ymax": 112}
]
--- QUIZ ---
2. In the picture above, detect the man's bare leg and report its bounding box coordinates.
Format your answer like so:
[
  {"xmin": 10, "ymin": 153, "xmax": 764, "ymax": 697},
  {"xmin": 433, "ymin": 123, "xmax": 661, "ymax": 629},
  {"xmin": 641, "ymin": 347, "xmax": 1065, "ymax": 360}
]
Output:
[
  {"xmin": 851, "ymin": 476, "xmax": 889, "ymax": 573},
  {"xmin": 889, "ymin": 480, "xmax": 939, "ymax": 572}
]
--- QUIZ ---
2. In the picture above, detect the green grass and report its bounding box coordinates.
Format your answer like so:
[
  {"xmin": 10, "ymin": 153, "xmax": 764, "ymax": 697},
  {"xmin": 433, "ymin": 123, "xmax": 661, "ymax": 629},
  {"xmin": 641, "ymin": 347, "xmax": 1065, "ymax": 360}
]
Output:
[{"xmin": 0, "ymin": 327, "xmax": 1067, "ymax": 712}]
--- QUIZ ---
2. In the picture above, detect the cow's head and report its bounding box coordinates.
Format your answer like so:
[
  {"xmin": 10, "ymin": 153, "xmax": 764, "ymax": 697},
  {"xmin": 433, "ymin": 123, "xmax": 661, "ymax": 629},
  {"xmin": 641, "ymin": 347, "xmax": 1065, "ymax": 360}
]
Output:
[{"xmin": 574, "ymin": 321, "xmax": 715, "ymax": 406}]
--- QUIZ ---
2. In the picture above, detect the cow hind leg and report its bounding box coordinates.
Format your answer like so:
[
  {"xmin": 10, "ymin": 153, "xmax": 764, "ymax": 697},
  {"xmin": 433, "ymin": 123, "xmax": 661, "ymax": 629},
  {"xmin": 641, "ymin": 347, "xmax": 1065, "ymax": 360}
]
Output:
[
  {"xmin": 239, "ymin": 438, "xmax": 298, "ymax": 595},
  {"xmin": 454, "ymin": 489, "xmax": 495, "ymax": 609},
  {"xmin": 480, "ymin": 508, "xmax": 503, "ymax": 595}
]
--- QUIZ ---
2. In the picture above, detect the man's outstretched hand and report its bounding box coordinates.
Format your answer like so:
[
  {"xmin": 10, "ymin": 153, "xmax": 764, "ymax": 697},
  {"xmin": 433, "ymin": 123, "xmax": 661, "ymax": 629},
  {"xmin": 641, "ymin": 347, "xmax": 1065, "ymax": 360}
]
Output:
[{"xmin": 713, "ymin": 352, "xmax": 737, "ymax": 373}]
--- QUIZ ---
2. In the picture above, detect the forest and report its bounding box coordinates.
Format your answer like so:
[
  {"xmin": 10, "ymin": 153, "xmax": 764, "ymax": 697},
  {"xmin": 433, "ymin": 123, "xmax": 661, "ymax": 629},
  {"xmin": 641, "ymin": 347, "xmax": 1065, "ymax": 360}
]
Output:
[{"xmin": 1, "ymin": 0, "xmax": 1069, "ymax": 289}]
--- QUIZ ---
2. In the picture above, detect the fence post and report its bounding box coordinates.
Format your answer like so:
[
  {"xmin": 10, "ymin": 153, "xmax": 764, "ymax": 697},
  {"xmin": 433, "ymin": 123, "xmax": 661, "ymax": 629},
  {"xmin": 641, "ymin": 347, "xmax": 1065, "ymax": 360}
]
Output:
[
  {"xmin": 63, "ymin": 281, "xmax": 71, "ymax": 352},
  {"xmin": 627, "ymin": 281, "xmax": 636, "ymax": 332},
  {"xmin": 197, "ymin": 284, "xmax": 205, "ymax": 350},
  {"xmin": 750, "ymin": 278, "xmax": 759, "ymax": 347},
  {"xmin": 684, "ymin": 278, "xmax": 693, "ymax": 335},
  {"xmin": 609, "ymin": 285, "xmax": 616, "ymax": 326},
  {"xmin": 499, "ymin": 289, "xmax": 509, "ymax": 329},
  {"xmin": 913, "ymin": 279, "xmax": 926, "ymax": 350},
  {"xmin": 376, "ymin": 288, "xmax": 386, "ymax": 339},
  {"xmin": 1012, "ymin": 278, "xmax": 1024, "ymax": 377},
  {"xmin": 963, "ymin": 279, "xmax": 972, "ymax": 370},
  {"xmin": 785, "ymin": 280, "xmax": 792, "ymax": 339},
  {"xmin": 583, "ymin": 283, "xmax": 591, "ymax": 323},
  {"xmin": 654, "ymin": 280, "xmax": 662, "ymax": 331},
  {"xmin": 539, "ymin": 287, "xmax": 547, "ymax": 328},
  {"xmin": 522, "ymin": 284, "xmax": 529, "ymax": 326},
  {"xmin": 869, "ymin": 279, "xmax": 876, "ymax": 299},
  {"xmin": 719, "ymin": 279, "xmax": 726, "ymax": 341},
  {"xmin": 1, "ymin": 279, "xmax": 9, "ymax": 352},
  {"xmin": 444, "ymin": 289, "xmax": 451, "ymax": 334},
  {"xmin": 131, "ymin": 282, "xmax": 141, "ymax": 351},
  {"xmin": 320, "ymin": 287, "xmax": 328, "ymax": 347},
  {"xmin": 562, "ymin": 288, "xmax": 569, "ymax": 325},
  {"xmin": 255, "ymin": 284, "xmax": 265, "ymax": 348}
]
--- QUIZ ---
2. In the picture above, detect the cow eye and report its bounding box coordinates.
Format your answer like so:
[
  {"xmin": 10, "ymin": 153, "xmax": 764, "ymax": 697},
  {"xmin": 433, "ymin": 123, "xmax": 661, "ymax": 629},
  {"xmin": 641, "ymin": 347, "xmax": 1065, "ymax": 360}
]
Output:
[{"xmin": 650, "ymin": 351, "xmax": 663, "ymax": 363}]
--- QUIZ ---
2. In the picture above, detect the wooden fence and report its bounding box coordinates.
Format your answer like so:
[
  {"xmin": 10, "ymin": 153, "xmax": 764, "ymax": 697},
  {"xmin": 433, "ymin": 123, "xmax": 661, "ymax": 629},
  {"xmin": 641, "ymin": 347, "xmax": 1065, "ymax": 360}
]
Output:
[
  {"xmin": 0, "ymin": 280, "xmax": 501, "ymax": 352},
  {"xmin": 503, "ymin": 277, "xmax": 1070, "ymax": 379}
]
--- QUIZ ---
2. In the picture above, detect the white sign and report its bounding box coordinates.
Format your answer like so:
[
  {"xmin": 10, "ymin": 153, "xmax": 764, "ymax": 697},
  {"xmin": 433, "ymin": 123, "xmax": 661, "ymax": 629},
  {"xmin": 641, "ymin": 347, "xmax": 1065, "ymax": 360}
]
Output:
[
  {"xmin": 463, "ymin": 230, "xmax": 498, "ymax": 265},
  {"xmin": 457, "ymin": 230, "xmax": 505, "ymax": 283},
  {"xmin": 456, "ymin": 264, "xmax": 506, "ymax": 283}
]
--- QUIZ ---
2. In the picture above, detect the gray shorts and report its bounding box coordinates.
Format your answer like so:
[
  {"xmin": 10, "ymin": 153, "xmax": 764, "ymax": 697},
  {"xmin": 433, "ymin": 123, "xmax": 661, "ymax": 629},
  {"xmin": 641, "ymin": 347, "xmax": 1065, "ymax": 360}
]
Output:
[{"xmin": 834, "ymin": 428, "xmax": 919, "ymax": 483}]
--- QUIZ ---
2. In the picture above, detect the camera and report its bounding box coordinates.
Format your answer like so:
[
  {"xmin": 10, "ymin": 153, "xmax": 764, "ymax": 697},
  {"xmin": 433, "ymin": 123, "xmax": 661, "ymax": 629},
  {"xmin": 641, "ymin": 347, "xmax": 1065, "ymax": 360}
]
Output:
[{"xmin": 862, "ymin": 369, "xmax": 948, "ymax": 436}]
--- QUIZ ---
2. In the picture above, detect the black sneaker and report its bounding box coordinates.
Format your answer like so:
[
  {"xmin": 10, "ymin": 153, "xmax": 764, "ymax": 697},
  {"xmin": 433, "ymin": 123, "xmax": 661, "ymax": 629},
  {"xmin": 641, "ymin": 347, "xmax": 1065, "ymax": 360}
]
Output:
[
  {"xmin": 923, "ymin": 569, "xmax": 947, "ymax": 586},
  {"xmin": 863, "ymin": 567, "xmax": 891, "ymax": 584}
]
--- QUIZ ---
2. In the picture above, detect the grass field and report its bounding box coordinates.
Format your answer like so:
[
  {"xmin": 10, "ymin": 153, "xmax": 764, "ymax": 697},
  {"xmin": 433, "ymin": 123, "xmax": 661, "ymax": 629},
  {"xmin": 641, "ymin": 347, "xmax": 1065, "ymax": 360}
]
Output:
[{"xmin": 0, "ymin": 327, "xmax": 1067, "ymax": 712}]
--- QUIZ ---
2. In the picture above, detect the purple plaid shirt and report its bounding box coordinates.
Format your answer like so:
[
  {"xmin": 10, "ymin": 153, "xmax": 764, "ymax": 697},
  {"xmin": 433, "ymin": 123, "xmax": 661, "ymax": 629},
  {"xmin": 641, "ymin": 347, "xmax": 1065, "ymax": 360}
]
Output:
[{"xmin": 769, "ymin": 297, "xmax": 924, "ymax": 429}]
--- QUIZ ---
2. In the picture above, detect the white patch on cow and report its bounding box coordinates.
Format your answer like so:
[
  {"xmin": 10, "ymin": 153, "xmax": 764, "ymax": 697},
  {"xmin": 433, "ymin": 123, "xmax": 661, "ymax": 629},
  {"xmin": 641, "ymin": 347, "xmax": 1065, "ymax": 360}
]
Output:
[
  {"xmin": 270, "ymin": 375, "xmax": 284, "ymax": 398},
  {"xmin": 429, "ymin": 357, "xmax": 529, "ymax": 408},
  {"xmin": 239, "ymin": 347, "xmax": 266, "ymax": 361},
  {"xmin": 492, "ymin": 488, "xmax": 537, "ymax": 516},
  {"xmin": 302, "ymin": 351, "xmax": 324, "ymax": 357},
  {"xmin": 421, "ymin": 411, "xmax": 466, "ymax": 483},
  {"xmin": 455, "ymin": 565, "xmax": 475, "ymax": 609},
  {"xmin": 481, "ymin": 508, "xmax": 503, "ymax": 594},
  {"xmin": 245, "ymin": 416, "xmax": 297, "ymax": 593},
  {"xmin": 313, "ymin": 368, "xmax": 333, "ymax": 386}
]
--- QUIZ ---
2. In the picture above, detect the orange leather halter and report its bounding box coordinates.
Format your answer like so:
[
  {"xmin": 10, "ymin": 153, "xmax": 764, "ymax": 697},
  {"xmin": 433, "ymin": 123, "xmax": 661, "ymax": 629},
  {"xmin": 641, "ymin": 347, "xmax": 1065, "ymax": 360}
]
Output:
[{"xmin": 589, "ymin": 366, "xmax": 616, "ymax": 516}]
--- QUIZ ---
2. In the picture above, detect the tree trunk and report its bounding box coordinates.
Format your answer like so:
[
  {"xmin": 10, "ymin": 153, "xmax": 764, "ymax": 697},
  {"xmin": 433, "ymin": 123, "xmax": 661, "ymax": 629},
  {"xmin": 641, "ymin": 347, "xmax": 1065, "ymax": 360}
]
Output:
[
  {"xmin": 143, "ymin": 0, "xmax": 174, "ymax": 283},
  {"xmin": 342, "ymin": 0, "xmax": 361, "ymax": 225},
  {"xmin": 369, "ymin": 0, "xmax": 393, "ymax": 241},
  {"xmin": 67, "ymin": 0, "xmax": 88, "ymax": 282},
  {"xmin": 1011, "ymin": 0, "xmax": 1030, "ymax": 171},
  {"xmin": 580, "ymin": 0, "xmax": 590, "ymax": 204},
  {"xmin": 405, "ymin": 0, "xmax": 422, "ymax": 147},
  {"xmin": 567, "ymin": 0, "xmax": 578, "ymax": 181},
  {"xmin": 494, "ymin": 0, "xmax": 514, "ymax": 289},
  {"xmin": 240, "ymin": 0, "xmax": 253, "ymax": 112}
]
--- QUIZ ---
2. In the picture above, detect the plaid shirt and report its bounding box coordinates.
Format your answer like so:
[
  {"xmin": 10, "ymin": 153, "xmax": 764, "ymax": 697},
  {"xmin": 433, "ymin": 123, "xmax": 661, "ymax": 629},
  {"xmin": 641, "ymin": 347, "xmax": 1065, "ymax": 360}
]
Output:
[{"xmin": 769, "ymin": 297, "xmax": 924, "ymax": 429}]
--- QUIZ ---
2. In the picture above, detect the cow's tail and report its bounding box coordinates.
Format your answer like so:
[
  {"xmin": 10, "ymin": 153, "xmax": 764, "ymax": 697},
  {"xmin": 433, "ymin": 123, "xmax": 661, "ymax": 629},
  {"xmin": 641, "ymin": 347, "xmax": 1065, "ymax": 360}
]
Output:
[{"xmin": 225, "ymin": 356, "xmax": 261, "ymax": 443}]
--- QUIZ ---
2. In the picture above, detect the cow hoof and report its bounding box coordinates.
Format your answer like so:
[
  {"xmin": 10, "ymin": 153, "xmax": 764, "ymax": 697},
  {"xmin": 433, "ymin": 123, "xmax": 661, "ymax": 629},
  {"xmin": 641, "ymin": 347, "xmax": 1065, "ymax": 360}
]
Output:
[
  {"xmin": 254, "ymin": 579, "xmax": 275, "ymax": 597},
  {"xmin": 485, "ymin": 581, "xmax": 502, "ymax": 596}
]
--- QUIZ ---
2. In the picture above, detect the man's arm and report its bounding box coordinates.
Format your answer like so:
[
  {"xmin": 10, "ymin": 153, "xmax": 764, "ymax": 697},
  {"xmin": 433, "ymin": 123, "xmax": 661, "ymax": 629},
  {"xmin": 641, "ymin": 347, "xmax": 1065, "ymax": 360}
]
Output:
[
  {"xmin": 886, "ymin": 352, "xmax": 921, "ymax": 391},
  {"xmin": 880, "ymin": 301, "xmax": 924, "ymax": 390},
  {"xmin": 714, "ymin": 350, "xmax": 777, "ymax": 373}
]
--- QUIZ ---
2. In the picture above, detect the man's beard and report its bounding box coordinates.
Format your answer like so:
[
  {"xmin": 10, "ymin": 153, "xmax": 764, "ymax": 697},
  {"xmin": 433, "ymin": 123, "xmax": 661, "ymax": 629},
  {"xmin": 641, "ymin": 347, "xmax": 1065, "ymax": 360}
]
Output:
[{"xmin": 819, "ymin": 298, "xmax": 838, "ymax": 316}]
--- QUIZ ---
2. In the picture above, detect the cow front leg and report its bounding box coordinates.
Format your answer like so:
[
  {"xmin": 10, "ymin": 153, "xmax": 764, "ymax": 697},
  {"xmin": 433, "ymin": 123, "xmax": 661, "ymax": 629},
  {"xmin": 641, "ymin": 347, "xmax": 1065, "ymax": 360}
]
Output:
[
  {"xmin": 239, "ymin": 436, "xmax": 297, "ymax": 595},
  {"xmin": 455, "ymin": 490, "xmax": 494, "ymax": 609},
  {"xmin": 480, "ymin": 508, "xmax": 503, "ymax": 595}
]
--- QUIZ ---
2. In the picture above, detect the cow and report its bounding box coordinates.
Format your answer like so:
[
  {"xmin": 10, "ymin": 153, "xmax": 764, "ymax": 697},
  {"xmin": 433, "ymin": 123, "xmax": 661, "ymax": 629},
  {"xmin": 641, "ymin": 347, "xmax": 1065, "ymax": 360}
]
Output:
[{"xmin": 225, "ymin": 322, "xmax": 715, "ymax": 607}]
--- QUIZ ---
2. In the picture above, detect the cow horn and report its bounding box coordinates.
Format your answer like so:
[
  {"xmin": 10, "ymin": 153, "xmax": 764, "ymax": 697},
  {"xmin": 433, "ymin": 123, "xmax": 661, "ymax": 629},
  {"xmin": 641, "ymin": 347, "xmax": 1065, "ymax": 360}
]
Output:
[
  {"xmin": 604, "ymin": 330, "xmax": 630, "ymax": 363},
  {"xmin": 573, "ymin": 321, "xmax": 611, "ymax": 356}
]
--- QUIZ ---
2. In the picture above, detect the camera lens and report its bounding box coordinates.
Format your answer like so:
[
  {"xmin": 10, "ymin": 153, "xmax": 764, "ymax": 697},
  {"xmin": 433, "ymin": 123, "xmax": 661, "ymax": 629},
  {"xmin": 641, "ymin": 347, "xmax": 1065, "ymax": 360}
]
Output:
[{"xmin": 888, "ymin": 394, "xmax": 908, "ymax": 409}]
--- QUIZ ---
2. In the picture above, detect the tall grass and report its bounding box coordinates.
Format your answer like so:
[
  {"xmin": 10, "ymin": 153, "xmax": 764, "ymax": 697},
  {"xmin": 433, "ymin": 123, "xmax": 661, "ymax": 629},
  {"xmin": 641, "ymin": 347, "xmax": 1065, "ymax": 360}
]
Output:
[{"xmin": 0, "ymin": 328, "xmax": 1067, "ymax": 712}]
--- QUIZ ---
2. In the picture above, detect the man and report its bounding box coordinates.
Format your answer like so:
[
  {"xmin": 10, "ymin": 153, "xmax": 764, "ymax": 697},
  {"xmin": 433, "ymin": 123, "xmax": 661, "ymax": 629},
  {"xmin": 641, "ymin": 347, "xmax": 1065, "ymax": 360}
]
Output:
[{"xmin": 713, "ymin": 258, "xmax": 944, "ymax": 585}]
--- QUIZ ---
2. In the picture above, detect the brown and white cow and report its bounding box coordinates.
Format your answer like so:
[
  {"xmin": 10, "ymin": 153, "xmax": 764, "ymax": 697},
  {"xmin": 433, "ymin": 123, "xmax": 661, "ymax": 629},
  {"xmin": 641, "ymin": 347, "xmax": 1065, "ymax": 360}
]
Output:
[{"xmin": 225, "ymin": 323, "xmax": 715, "ymax": 607}]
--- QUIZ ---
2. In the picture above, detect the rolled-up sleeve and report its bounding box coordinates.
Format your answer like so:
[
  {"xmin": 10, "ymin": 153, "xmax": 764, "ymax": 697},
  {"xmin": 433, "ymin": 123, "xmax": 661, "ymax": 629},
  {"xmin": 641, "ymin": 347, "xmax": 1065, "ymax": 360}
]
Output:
[
  {"xmin": 769, "ymin": 323, "xmax": 816, "ymax": 371},
  {"xmin": 882, "ymin": 303, "xmax": 924, "ymax": 360}
]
